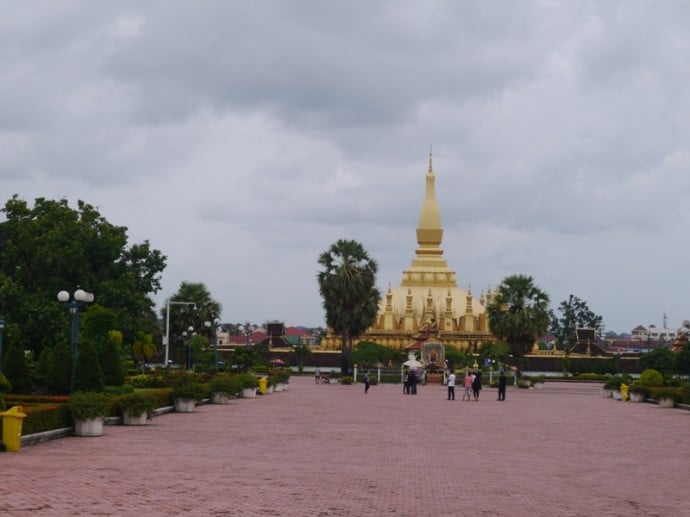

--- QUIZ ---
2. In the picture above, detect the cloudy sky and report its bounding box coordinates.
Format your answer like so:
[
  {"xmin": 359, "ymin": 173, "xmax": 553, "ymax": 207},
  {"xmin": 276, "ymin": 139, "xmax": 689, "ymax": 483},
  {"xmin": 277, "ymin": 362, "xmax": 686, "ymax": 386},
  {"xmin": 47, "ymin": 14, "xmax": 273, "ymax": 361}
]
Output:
[{"xmin": 2, "ymin": 1, "xmax": 689, "ymax": 334}]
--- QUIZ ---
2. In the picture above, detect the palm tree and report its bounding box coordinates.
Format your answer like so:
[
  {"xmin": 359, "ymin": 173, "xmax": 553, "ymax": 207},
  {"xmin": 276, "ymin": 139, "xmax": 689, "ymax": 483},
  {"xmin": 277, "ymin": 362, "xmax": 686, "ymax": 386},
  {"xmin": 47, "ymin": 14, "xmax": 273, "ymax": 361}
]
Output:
[
  {"xmin": 317, "ymin": 239, "xmax": 380, "ymax": 376},
  {"xmin": 132, "ymin": 332, "xmax": 157, "ymax": 372},
  {"xmin": 485, "ymin": 274, "xmax": 550, "ymax": 378}
]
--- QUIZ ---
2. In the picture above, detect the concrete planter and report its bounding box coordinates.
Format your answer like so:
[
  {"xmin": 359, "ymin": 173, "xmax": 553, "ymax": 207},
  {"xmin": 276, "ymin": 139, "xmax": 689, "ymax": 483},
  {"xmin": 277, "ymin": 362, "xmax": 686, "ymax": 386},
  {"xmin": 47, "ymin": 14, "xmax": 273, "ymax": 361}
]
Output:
[
  {"xmin": 211, "ymin": 393, "xmax": 231, "ymax": 404},
  {"xmin": 274, "ymin": 383, "xmax": 285, "ymax": 392},
  {"xmin": 241, "ymin": 387, "xmax": 257, "ymax": 398},
  {"xmin": 629, "ymin": 392, "xmax": 645, "ymax": 403},
  {"xmin": 123, "ymin": 411, "xmax": 148, "ymax": 426},
  {"xmin": 74, "ymin": 417, "xmax": 104, "ymax": 437},
  {"xmin": 174, "ymin": 398, "xmax": 196, "ymax": 413},
  {"xmin": 658, "ymin": 398, "xmax": 675, "ymax": 408}
]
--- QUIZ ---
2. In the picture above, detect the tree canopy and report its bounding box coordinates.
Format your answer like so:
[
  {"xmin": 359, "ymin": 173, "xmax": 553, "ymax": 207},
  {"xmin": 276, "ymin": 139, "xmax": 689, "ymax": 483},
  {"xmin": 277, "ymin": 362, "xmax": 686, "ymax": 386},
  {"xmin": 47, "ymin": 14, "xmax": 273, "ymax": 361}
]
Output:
[
  {"xmin": 0, "ymin": 196, "xmax": 166, "ymax": 355},
  {"xmin": 549, "ymin": 295, "xmax": 603, "ymax": 352},
  {"xmin": 317, "ymin": 239, "xmax": 380, "ymax": 375},
  {"xmin": 485, "ymin": 274, "xmax": 550, "ymax": 377}
]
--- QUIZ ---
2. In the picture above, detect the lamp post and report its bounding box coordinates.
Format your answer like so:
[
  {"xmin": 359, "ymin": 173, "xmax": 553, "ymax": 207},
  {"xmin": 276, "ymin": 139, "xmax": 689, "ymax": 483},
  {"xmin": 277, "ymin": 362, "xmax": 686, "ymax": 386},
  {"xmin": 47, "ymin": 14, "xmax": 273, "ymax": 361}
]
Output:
[
  {"xmin": 0, "ymin": 319, "xmax": 5, "ymax": 373},
  {"xmin": 239, "ymin": 323, "xmax": 256, "ymax": 347},
  {"xmin": 164, "ymin": 300, "xmax": 196, "ymax": 366},
  {"xmin": 57, "ymin": 288, "xmax": 95, "ymax": 393},
  {"xmin": 205, "ymin": 318, "xmax": 221, "ymax": 370},
  {"xmin": 182, "ymin": 326, "xmax": 194, "ymax": 370}
]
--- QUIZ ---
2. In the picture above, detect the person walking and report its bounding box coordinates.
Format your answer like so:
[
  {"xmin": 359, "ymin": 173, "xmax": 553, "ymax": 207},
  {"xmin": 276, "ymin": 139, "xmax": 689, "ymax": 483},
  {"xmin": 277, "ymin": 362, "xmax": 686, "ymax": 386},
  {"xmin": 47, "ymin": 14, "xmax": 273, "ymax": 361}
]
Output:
[
  {"xmin": 403, "ymin": 369, "xmax": 410, "ymax": 394},
  {"xmin": 463, "ymin": 371, "xmax": 474, "ymax": 401},
  {"xmin": 364, "ymin": 371, "xmax": 371, "ymax": 394},
  {"xmin": 447, "ymin": 370, "xmax": 456, "ymax": 400},
  {"xmin": 472, "ymin": 370, "xmax": 482, "ymax": 401},
  {"xmin": 410, "ymin": 370, "xmax": 418, "ymax": 395},
  {"xmin": 314, "ymin": 367, "xmax": 321, "ymax": 384},
  {"xmin": 497, "ymin": 370, "xmax": 506, "ymax": 401}
]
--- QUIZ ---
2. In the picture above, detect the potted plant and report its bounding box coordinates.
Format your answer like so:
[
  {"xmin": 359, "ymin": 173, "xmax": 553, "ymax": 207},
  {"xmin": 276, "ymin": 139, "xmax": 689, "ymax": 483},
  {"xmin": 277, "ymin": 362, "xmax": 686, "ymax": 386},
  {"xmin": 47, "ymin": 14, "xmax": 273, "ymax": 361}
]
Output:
[
  {"xmin": 655, "ymin": 388, "xmax": 678, "ymax": 408},
  {"xmin": 172, "ymin": 383, "xmax": 205, "ymax": 413},
  {"xmin": 275, "ymin": 369, "xmax": 291, "ymax": 392},
  {"xmin": 208, "ymin": 374, "xmax": 242, "ymax": 404},
  {"xmin": 628, "ymin": 384, "xmax": 649, "ymax": 403},
  {"xmin": 237, "ymin": 372, "xmax": 259, "ymax": 398},
  {"xmin": 530, "ymin": 375, "xmax": 545, "ymax": 389},
  {"xmin": 603, "ymin": 376, "xmax": 623, "ymax": 399},
  {"xmin": 68, "ymin": 391, "xmax": 112, "ymax": 437},
  {"xmin": 118, "ymin": 392, "xmax": 156, "ymax": 425}
]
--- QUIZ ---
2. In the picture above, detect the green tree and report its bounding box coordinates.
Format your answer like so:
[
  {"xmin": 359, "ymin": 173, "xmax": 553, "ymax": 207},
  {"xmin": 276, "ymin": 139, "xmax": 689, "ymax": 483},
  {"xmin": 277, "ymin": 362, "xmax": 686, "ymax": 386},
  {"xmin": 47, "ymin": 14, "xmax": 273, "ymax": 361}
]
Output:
[
  {"xmin": 2, "ymin": 324, "xmax": 32, "ymax": 393},
  {"xmin": 73, "ymin": 341, "xmax": 104, "ymax": 393},
  {"xmin": 162, "ymin": 282, "xmax": 221, "ymax": 365},
  {"xmin": 132, "ymin": 332, "xmax": 157, "ymax": 371},
  {"xmin": 291, "ymin": 342, "xmax": 312, "ymax": 372},
  {"xmin": 549, "ymin": 295, "xmax": 603, "ymax": 352},
  {"xmin": 486, "ymin": 274, "xmax": 550, "ymax": 378},
  {"xmin": 478, "ymin": 341, "xmax": 511, "ymax": 371},
  {"xmin": 45, "ymin": 342, "xmax": 71, "ymax": 394},
  {"xmin": 638, "ymin": 348, "xmax": 676, "ymax": 377},
  {"xmin": 232, "ymin": 347, "xmax": 256, "ymax": 372},
  {"xmin": 101, "ymin": 331, "xmax": 125, "ymax": 386},
  {"xmin": 317, "ymin": 239, "xmax": 380, "ymax": 376},
  {"xmin": 0, "ymin": 196, "xmax": 166, "ymax": 356},
  {"xmin": 352, "ymin": 341, "xmax": 403, "ymax": 369},
  {"xmin": 677, "ymin": 342, "xmax": 690, "ymax": 377}
]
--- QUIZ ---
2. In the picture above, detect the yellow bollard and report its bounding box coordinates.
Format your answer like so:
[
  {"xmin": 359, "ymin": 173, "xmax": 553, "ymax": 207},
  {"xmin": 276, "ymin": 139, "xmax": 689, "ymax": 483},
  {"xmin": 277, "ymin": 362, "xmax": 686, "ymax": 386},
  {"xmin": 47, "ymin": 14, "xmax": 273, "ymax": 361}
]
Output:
[
  {"xmin": 1, "ymin": 406, "xmax": 27, "ymax": 452},
  {"xmin": 258, "ymin": 376, "xmax": 268, "ymax": 394},
  {"xmin": 620, "ymin": 383, "xmax": 629, "ymax": 402}
]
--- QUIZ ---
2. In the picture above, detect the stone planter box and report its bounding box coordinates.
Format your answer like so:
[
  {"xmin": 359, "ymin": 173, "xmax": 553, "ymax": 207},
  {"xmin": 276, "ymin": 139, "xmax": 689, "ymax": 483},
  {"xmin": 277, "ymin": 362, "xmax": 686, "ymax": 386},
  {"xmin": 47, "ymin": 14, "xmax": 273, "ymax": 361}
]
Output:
[
  {"xmin": 629, "ymin": 392, "xmax": 645, "ymax": 403},
  {"xmin": 241, "ymin": 387, "xmax": 257, "ymax": 398},
  {"xmin": 74, "ymin": 417, "xmax": 104, "ymax": 437},
  {"xmin": 211, "ymin": 393, "xmax": 231, "ymax": 404},
  {"xmin": 611, "ymin": 390, "xmax": 621, "ymax": 400},
  {"xmin": 123, "ymin": 411, "xmax": 148, "ymax": 426},
  {"xmin": 274, "ymin": 383, "xmax": 285, "ymax": 392},
  {"xmin": 658, "ymin": 398, "xmax": 675, "ymax": 408},
  {"xmin": 532, "ymin": 382, "xmax": 544, "ymax": 389},
  {"xmin": 174, "ymin": 398, "xmax": 196, "ymax": 413}
]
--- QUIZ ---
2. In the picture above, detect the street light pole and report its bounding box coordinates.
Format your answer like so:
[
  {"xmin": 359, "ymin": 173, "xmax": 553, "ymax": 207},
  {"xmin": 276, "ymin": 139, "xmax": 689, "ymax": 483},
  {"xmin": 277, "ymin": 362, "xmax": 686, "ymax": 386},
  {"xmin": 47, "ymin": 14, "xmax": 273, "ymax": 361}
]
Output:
[
  {"xmin": 164, "ymin": 300, "xmax": 196, "ymax": 366},
  {"xmin": 0, "ymin": 319, "xmax": 5, "ymax": 373},
  {"xmin": 58, "ymin": 288, "xmax": 95, "ymax": 393},
  {"xmin": 182, "ymin": 326, "xmax": 194, "ymax": 370},
  {"xmin": 204, "ymin": 318, "xmax": 221, "ymax": 370}
]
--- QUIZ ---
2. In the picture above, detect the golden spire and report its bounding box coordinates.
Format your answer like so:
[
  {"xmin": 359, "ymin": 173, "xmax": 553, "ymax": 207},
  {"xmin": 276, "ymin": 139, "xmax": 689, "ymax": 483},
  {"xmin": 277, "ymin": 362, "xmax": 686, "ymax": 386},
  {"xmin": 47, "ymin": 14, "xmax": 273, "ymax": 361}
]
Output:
[{"xmin": 413, "ymin": 150, "xmax": 445, "ymax": 265}]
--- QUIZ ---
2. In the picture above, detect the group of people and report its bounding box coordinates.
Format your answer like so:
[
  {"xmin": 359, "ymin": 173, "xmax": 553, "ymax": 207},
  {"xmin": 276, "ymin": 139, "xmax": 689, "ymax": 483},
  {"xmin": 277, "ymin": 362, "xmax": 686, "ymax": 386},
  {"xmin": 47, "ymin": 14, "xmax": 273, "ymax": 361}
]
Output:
[
  {"xmin": 447, "ymin": 370, "xmax": 507, "ymax": 401},
  {"xmin": 402, "ymin": 369, "xmax": 420, "ymax": 394},
  {"xmin": 446, "ymin": 370, "xmax": 482, "ymax": 401}
]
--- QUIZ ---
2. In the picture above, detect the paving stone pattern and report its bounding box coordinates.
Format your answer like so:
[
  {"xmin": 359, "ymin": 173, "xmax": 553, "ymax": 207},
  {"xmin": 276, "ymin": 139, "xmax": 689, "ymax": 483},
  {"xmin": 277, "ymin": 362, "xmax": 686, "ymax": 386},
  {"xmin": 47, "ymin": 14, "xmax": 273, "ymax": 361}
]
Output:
[{"xmin": 3, "ymin": 377, "xmax": 690, "ymax": 516}]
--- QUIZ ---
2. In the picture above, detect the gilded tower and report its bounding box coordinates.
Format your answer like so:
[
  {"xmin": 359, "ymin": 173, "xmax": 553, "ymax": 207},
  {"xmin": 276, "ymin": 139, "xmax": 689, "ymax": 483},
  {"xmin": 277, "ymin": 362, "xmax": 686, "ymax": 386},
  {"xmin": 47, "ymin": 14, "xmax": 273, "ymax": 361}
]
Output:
[{"xmin": 320, "ymin": 154, "xmax": 495, "ymax": 352}]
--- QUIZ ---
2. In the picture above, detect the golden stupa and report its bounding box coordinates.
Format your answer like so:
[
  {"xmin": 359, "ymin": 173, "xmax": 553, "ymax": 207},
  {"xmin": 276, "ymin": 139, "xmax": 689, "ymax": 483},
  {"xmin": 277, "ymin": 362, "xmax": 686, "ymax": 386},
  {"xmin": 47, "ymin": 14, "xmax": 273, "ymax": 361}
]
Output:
[{"xmin": 320, "ymin": 153, "xmax": 495, "ymax": 352}]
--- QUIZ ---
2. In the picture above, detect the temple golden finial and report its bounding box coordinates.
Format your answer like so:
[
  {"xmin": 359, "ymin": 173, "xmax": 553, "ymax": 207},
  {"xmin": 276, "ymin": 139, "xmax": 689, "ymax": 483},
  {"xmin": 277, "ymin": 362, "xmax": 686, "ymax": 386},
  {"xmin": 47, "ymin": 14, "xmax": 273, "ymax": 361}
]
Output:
[{"xmin": 428, "ymin": 145, "xmax": 433, "ymax": 174}]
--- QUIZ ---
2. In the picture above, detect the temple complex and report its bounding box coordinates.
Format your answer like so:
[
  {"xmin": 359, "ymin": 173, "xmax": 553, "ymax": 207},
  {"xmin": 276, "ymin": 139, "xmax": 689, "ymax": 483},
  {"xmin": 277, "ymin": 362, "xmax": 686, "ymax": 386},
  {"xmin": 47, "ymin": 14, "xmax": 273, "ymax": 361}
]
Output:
[{"xmin": 320, "ymin": 154, "xmax": 496, "ymax": 353}]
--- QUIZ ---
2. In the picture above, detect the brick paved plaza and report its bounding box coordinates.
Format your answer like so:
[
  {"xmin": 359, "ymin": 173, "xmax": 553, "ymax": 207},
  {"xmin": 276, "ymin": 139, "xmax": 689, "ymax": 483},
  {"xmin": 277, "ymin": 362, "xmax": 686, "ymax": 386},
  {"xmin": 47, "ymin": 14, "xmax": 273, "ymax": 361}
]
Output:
[{"xmin": 3, "ymin": 376, "xmax": 690, "ymax": 516}]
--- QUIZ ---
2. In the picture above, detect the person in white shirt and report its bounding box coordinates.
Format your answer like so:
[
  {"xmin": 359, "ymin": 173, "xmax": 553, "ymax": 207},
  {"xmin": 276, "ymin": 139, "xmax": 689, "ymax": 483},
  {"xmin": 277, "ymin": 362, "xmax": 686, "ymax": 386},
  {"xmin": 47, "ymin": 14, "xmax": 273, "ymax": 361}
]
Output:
[{"xmin": 447, "ymin": 371, "xmax": 456, "ymax": 400}]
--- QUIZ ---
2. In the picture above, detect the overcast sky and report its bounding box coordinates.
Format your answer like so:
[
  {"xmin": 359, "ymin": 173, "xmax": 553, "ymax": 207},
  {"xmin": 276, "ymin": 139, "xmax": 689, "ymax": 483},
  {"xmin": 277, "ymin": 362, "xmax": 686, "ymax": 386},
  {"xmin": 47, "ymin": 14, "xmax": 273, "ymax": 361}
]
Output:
[{"xmin": 2, "ymin": 1, "xmax": 689, "ymax": 334}]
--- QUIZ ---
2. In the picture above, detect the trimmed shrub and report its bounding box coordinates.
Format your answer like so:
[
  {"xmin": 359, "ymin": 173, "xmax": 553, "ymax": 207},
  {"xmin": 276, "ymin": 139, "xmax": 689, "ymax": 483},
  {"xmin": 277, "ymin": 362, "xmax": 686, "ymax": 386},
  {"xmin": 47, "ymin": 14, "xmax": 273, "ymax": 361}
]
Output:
[
  {"xmin": 208, "ymin": 374, "xmax": 242, "ymax": 396},
  {"xmin": 67, "ymin": 391, "xmax": 113, "ymax": 420},
  {"xmin": 341, "ymin": 376, "xmax": 353, "ymax": 385},
  {"xmin": 73, "ymin": 342, "xmax": 104, "ymax": 393},
  {"xmin": 23, "ymin": 404, "xmax": 72, "ymax": 434},
  {"xmin": 117, "ymin": 392, "xmax": 157, "ymax": 417},
  {"xmin": 639, "ymin": 369, "xmax": 664, "ymax": 387}
]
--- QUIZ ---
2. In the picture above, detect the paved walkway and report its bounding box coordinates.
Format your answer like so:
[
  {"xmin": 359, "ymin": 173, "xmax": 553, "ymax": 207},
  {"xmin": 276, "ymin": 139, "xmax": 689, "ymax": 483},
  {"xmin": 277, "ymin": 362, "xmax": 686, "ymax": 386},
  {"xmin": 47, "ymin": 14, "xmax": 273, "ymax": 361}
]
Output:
[{"xmin": 3, "ymin": 377, "xmax": 690, "ymax": 516}]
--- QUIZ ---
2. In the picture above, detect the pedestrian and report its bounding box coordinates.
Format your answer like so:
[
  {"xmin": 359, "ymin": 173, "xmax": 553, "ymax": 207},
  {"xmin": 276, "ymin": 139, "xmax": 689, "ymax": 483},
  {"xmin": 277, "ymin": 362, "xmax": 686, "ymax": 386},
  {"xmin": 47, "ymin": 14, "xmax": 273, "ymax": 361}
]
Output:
[
  {"xmin": 410, "ymin": 369, "xmax": 418, "ymax": 394},
  {"xmin": 364, "ymin": 371, "xmax": 371, "ymax": 394},
  {"xmin": 447, "ymin": 370, "xmax": 456, "ymax": 400},
  {"xmin": 497, "ymin": 370, "xmax": 506, "ymax": 401},
  {"xmin": 472, "ymin": 370, "xmax": 482, "ymax": 401},
  {"xmin": 315, "ymin": 366, "xmax": 321, "ymax": 384},
  {"xmin": 463, "ymin": 371, "xmax": 474, "ymax": 401},
  {"xmin": 403, "ymin": 369, "xmax": 410, "ymax": 394}
]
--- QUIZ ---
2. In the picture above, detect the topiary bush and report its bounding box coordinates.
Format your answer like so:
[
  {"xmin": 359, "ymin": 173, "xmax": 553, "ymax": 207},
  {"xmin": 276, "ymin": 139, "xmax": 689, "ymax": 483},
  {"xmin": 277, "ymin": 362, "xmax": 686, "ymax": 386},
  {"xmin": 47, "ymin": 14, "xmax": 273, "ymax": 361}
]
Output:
[{"xmin": 639, "ymin": 369, "xmax": 664, "ymax": 387}]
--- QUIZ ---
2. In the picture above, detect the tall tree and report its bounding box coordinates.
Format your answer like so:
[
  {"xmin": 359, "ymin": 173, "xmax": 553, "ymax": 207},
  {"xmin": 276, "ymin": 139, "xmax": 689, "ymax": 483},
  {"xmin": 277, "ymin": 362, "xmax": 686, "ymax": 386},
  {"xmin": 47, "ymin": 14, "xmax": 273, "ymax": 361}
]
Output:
[
  {"xmin": 486, "ymin": 274, "xmax": 550, "ymax": 378},
  {"xmin": 317, "ymin": 239, "xmax": 380, "ymax": 376},
  {"xmin": 161, "ymin": 282, "xmax": 222, "ymax": 366},
  {"xmin": 549, "ymin": 295, "xmax": 603, "ymax": 352},
  {"xmin": 132, "ymin": 332, "xmax": 157, "ymax": 371},
  {"xmin": 0, "ymin": 196, "xmax": 166, "ymax": 356}
]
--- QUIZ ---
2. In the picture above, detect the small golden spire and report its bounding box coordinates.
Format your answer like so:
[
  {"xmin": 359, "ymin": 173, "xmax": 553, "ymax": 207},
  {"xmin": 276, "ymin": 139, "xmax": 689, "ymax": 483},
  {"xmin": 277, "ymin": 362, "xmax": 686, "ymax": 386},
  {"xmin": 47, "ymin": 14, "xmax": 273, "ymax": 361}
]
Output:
[{"xmin": 428, "ymin": 145, "xmax": 433, "ymax": 174}]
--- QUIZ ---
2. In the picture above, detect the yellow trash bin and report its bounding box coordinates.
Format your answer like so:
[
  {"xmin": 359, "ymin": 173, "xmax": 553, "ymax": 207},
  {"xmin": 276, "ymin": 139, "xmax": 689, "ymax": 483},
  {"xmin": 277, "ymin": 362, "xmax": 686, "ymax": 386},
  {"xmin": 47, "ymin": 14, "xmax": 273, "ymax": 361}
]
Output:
[
  {"xmin": 620, "ymin": 383, "xmax": 629, "ymax": 402},
  {"xmin": 258, "ymin": 376, "xmax": 268, "ymax": 394},
  {"xmin": 1, "ymin": 405, "xmax": 27, "ymax": 452}
]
